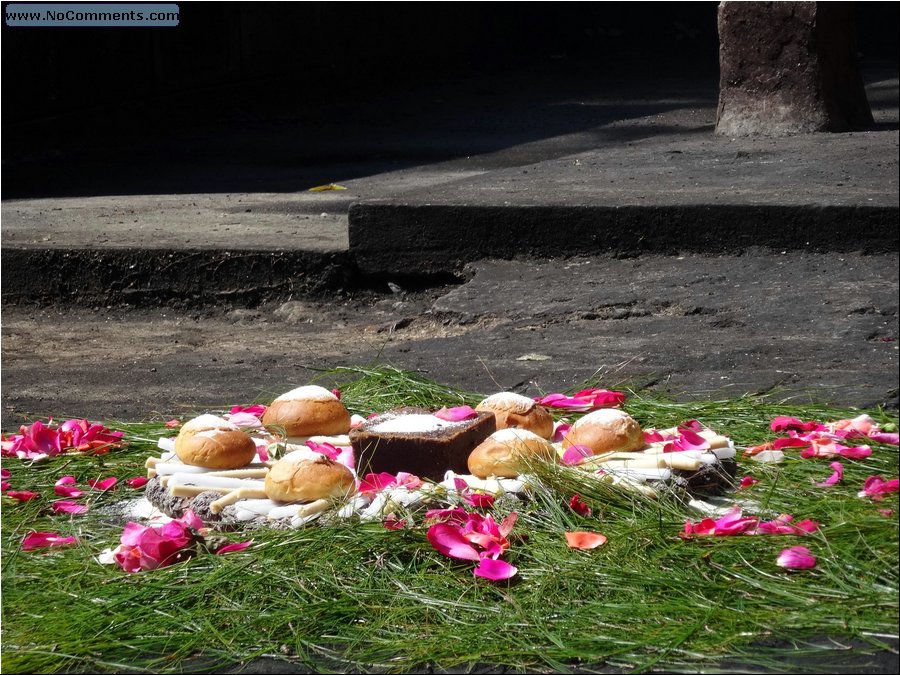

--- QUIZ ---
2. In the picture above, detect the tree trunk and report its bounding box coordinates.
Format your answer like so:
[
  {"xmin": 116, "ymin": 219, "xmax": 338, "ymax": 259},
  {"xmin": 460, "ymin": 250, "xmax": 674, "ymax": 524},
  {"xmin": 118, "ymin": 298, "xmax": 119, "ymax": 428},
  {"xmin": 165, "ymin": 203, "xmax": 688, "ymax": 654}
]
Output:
[{"xmin": 716, "ymin": 1, "xmax": 873, "ymax": 136}]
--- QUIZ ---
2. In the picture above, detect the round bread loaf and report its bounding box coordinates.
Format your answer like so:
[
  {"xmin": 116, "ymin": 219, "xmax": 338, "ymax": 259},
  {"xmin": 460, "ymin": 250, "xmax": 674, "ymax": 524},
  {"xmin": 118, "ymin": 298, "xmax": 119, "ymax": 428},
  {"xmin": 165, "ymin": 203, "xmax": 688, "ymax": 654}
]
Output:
[
  {"xmin": 262, "ymin": 385, "xmax": 351, "ymax": 438},
  {"xmin": 468, "ymin": 428, "xmax": 557, "ymax": 478},
  {"xmin": 264, "ymin": 449, "xmax": 356, "ymax": 502},
  {"xmin": 475, "ymin": 392, "xmax": 554, "ymax": 439},
  {"xmin": 175, "ymin": 414, "xmax": 258, "ymax": 469},
  {"xmin": 563, "ymin": 409, "xmax": 643, "ymax": 454}
]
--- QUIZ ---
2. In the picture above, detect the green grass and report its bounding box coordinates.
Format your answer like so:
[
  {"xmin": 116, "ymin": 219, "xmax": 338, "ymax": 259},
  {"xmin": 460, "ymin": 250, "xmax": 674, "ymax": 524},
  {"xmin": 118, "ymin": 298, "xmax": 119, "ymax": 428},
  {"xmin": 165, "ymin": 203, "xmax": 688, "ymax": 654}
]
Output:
[{"xmin": 2, "ymin": 366, "xmax": 898, "ymax": 673}]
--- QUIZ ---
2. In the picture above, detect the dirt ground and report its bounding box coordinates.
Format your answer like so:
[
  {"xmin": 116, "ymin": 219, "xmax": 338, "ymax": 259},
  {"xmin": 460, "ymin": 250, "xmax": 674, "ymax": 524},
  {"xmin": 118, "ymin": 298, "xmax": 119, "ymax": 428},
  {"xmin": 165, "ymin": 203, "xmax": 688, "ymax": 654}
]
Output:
[{"xmin": 2, "ymin": 251, "xmax": 897, "ymax": 426}]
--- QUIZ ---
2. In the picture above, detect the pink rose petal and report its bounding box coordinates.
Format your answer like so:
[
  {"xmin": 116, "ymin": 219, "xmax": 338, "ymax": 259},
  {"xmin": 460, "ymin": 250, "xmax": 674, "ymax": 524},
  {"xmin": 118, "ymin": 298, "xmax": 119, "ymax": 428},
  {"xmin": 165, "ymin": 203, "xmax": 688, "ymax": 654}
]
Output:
[
  {"xmin": 562, "ymin": 444, "xmax": 594, "ymax": 466},
  {"xmin": 800, "ymin": 439, "xmax": 872, "ymax": 460},
  {"xmin": 54, "ymin": 475, "xmax": 86, "ymax": 498},
  {"xmin": 552, "ymin": 423, "xmax": 571, "ymax": 443},
  {"xmin": 22, "ymin": 531, "xmax": 78, "ymax": 551},
  {"xmin": 498, "ymin": 512, "xmax": 518, "ymax": 538},
  {"xmin": 306, "ymin": 440, "xmax": 340, "ymax": 460},
  {"xmin": 714, "ymin": 506, "xmax": 760, "ymax": 536},
  {"xmin": 535, "ymin": 389, "xmax": 625, "ymax": 412},
  {"xmin": 644, "ymin": 429, "xmax": 673, "ymax": 444},
  {"xmin": 120, "ymin": 521, "xmax": 149, "ymax": 547},
  {"xmin": 836, "ymin": 445, "xmax": 872, "ymax": 460},
  {"xmin": 868, "ymin": 431, "xmax": 899, "ymax": 445},
  {"xmin": 575, "ymin": 388, "xmax": 627, "ymax": 408},
  {"xmin": 792, "ymin": 519, "xmax": 821, "ymax": 534},
  {"xmin": 463, "ymin": 492, "xmax": 495, "ymax": 509},
  {"xmin": 861, "ymin": 475, "xmax": 900, "ymax": 500},
  {"xmin": 88, "ymin": 476, "xmax": 118, "ymax": 491},
  {"xmin": 682, "ymin": 506, "xmax": 758, "ymax": 537},
  {"xmin": 1, "ymin": 468, "xmax": 10, "ymax": 478},
  {"xmin": 776, "ymin": 545, "xmax": 817, "ymax": 569},
  {"xmin": 757, "ymin": 514, "xmax": 819, "ymax": 535},
  {"xmin": 229, "ymin": 404, "xmax": 267, "ymax": 418},
  {"xmin": 669, "ymin": 428, "xmax": 710, "ymax": 452},
  {"xmin": 382, "ymin": 515, "xmax": 407, "ymax": 530},
  {"xmin": 51, "ymin": 500, "xmax": 89, "ymax": 515},
  {"xmin": 335, "ymin": 445, "xmax": 356, "ymax": 471},
  {"xmin": 771, "ymin": 417, "xmax": 823, "ymax": 433},
  {"xmin": 359, "ymin": 472, "xmax": 398, "ymax": 495},
  {"xmin": 1, "ymin": 481, "xmax": 10, "ymax": 492},
  {"xmin": 178, "ymin": 509, "xmax": 205, "ymax": 532},
  {"xmin": 115, "ymin": 518, "xmax": 197, "ymax": 572},
  {"xmin": 22, "ymin": 532, "xmax": 78, "ymax": 551},
  {"xmin": 225, "ymin": 412, "xmax": 263, "ymax": 429},
  {"xmin": 564, "ymin": 531, "xmax": 608, "ymax": 550},
  {"xmin": 427, "ymin": 523, "xmax": 482, "ymax": 562},
  {"xmin": 215, "ymin": 540, "xmax": 253, "ymax": 555},
  {"xmin": 434, "ymin": 405, "xmax": 478, "ymax": 422},
  {"xmin": 425, "ymin": 507, "xmax": 470, "ymax": 525},
  {"xmin": 126, "ymin": 476, "xmax": 149, "ymax": 488},
  {"xmin": 773, "ymin": 437, "xmax": 809, "ymax": 450},
  {"xmin": 815, "ymin": 461, "xmax": 844, "ymax": 487},
  {"xmin": 568, "ymin": 494, "xmax": 592, "ymax": 517},
  {"xmin": 682, "ymin": 517, "xmax": 717, "ymax": 537},
  {"xmin": 164, "ymin": 418, "xmax": 182, "ymax": 428},
  {"xmin": 738, "ymin": 476, "xmax": 760, "ymax": 489},
  {"xmin": 7, "ymin": 490, "xmax": 40, "ymax": 502},
  {"xmin": 473, "ymin": 557, "xmax": 518, "ymax": 581},
  {"xmin": 394, "ymin": 471, "xmax": 422, "ymax": 490}
]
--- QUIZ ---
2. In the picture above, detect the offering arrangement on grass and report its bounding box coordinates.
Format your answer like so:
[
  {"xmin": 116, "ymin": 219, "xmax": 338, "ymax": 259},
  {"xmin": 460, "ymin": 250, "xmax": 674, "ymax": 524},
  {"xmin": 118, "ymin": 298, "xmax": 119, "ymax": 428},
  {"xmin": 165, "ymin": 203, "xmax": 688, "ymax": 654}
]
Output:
[
  {"xmin": 2, "ymin": 367, "xmax": 897, "ymax": 675},
  {"xmin": 139, "ymin": 385, "xmax": 738, "ymax": 532}
]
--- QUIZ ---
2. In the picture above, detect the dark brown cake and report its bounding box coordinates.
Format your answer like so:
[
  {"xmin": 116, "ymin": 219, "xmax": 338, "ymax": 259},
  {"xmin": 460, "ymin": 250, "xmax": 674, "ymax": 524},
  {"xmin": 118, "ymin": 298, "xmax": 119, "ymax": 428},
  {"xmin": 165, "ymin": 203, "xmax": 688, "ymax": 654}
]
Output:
[{"xmin": 350, "ymin": 407, "xmax": 497, "ymax": 480}]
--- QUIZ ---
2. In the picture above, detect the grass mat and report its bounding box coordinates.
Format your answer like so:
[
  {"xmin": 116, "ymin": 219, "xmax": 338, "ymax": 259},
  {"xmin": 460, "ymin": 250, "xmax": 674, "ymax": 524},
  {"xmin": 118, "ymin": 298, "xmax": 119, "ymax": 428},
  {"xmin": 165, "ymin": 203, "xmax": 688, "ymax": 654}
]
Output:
[{"xmin": 1, "ymin": 366, "xmax": 897, "ymax": 673}]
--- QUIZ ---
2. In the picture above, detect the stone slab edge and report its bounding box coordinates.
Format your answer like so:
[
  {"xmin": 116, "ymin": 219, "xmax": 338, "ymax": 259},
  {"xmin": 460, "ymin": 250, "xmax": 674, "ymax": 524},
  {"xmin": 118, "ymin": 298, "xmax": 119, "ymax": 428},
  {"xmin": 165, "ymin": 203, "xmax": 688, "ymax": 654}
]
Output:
[
  {"xmin": 349, "ymin": 203, "xmax": 899, "ymax": 275},
  {"xmin": 0, "ymin": 248, "xmax": 353, "ymax": 308}
]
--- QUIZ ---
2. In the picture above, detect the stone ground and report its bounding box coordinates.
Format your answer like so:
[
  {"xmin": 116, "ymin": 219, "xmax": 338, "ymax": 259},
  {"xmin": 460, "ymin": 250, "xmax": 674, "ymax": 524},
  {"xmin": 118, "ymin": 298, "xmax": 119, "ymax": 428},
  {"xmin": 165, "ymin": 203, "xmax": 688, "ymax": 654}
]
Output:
[{"xmin": 2, "ymin": 250, "xmax": 897, "ymax": 425}]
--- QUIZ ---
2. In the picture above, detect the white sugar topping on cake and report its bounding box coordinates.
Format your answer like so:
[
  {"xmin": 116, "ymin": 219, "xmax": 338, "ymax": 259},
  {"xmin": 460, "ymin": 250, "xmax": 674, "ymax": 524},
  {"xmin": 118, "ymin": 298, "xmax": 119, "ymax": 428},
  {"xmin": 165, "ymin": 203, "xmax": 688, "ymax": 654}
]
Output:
[
  {"xmin": 281, "ymin": 447, "xmax": 326, "ymax": 464},
  {"xmin": 183, "ymin": 414, "xmax": 239, "ymax": 432},
  {"xmin": 490, "ymin": 428, "xmax": 545, "ymax": 443},
  {"xmin": 194, "ymin": 428, "xmax": 233, "ymax": 439},
  {"xmin": 370, "ymin": 414, "xmax": 464, "ymax": 434},
  {"xmin": 574, "ymin": 408, "xmax": 630, "ymax": 427},
  {"xmin": 274, "ymin": 385, "xmax": 338, "ymax": 402},
  {"xmin": 480, "ymin": 392, "xmax": 535, "ymax": 413}
]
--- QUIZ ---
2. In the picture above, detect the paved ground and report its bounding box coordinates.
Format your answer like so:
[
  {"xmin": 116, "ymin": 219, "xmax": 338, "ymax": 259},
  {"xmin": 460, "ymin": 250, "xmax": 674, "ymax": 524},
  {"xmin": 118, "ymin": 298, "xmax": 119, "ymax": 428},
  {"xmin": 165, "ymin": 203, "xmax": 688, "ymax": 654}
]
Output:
[{"xmin": 2, "ymin": 250, "xmax": 897, "ymax": 425}]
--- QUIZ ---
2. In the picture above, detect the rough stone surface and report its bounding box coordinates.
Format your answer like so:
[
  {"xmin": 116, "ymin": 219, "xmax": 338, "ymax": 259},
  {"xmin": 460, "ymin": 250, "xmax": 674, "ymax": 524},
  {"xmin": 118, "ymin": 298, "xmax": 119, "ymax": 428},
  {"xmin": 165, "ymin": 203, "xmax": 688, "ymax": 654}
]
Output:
[
  {"xmin": 3, "ymin": 63, "xmax": 895, "ymax": 295},
  {"xmin": 2, "ymin": 252, "xmax": 896, "ymax": 428},
  {"xmin": 716, "ymin": 1, "xmax": 874, "ymax": 136}
]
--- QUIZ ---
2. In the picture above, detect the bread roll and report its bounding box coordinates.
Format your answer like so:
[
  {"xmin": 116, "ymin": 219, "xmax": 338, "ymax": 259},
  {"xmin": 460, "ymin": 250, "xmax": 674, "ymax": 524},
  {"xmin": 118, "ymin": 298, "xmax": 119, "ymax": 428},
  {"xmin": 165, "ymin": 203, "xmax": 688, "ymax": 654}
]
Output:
[
  {"xmin": 264, "ymin": 449, "xmax": 356, "ymax": 502},
  {"xmin": 563, "ymin": 409, "xmax": 643, "ymax": 454},
  {"xmin": 262, "ymin": 385, "xmax": 351, "ymax": 438},
  {"xmin": 175, "ymin": 414, "xmax": 258, "ymax": 469},
  {"xmin": 475, "ymin": 392, "xmax": 554, "ymax": 439},
  {"xmin": 468, "ymin": 428, "xmax": 557, "ymax": 478}
]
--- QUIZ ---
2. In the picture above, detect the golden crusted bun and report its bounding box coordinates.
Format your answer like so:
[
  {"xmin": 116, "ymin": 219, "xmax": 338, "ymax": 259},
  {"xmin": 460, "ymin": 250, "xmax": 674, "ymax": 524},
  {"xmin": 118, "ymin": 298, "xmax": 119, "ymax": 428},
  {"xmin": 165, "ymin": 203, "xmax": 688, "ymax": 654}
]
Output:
[
  {"xmin": 175, "ymin": 414, "xmax": 258, "ymax": 469},
  {"xmin": 563, "ymin": 409, "xmax": 643, "ymax": 454},
  {"xmin": 264, "ymin": 449, "xmax": 356, "ymax": 502},
  {"xmin": 262, "ymin": 385, "xmax": 351, "ymax": 437},
  {"xmin": 468, "ymin": 428, "xmax": 557, "ymax": 478},
  {"xmin": 475, "ymin": 392, "xmax": 554, "ymax": 439}
]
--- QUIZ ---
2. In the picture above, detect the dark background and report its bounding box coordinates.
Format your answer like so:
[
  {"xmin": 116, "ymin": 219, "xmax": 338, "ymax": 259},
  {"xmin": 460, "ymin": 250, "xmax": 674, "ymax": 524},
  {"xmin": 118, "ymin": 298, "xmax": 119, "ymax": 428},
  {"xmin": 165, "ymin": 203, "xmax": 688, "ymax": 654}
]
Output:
[
  {"xmin": 2, "ymin": 2, "xmax": 897, "ymax": 186},
  {"xmin": 4, "ymin": 3, "xmax": 898, "ymax": 126}
]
